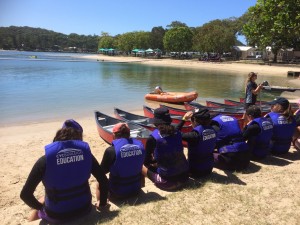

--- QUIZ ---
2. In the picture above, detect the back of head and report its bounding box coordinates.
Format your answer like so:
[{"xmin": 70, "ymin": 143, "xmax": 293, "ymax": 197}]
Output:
[
  {"xmin": 192, "ymin": 108, "xmax": 211, "ymax": 126},
  {"xmin": 151, "ymin": 107, "xmax": 174, "ymax": 135},
  {"xmin": 113, "ymin": 123, "xmax": 130, "ymax": 139},
  {"xmin": 246, "ymin": 105, "xmax": 261, "ymax": 118},
  {"xmin": 154, "ymin": 86, "xmax": 163, "ymax": 94},
  {"xmin": 53, "ymin": 119, "xmax": 83, "ymax": 142}
]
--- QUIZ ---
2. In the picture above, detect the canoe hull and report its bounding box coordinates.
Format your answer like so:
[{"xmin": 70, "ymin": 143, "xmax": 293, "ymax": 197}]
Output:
[
  {"xmin": 145, "ymin": 91, "xmax": 198, "ymax": 103},
  {"xmin": 94, "ymin": 111, "xmax": 151, "ymax": 146}
]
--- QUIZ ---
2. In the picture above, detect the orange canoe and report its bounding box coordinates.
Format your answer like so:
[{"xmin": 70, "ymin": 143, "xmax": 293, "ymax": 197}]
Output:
[{"xmin": 145, "ymin": 91, "xmax": 198, "ymax": 103}]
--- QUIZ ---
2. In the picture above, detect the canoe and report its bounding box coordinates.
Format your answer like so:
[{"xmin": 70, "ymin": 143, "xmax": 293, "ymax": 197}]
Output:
[
  {"xmin": 162, "ymin": 104, "xmax": 245, "ymax": 129},
  {"xmin": 145, "ymin": 91, "xmax": 198, "ymax": 103},
  {"xmin": 184, "ymin": 102, "xmax": 272, "ymax": 119},
  {"xmin": 239, "ymin": 98, "xmax": 299, "ymax": 112},
  {"xmin": 143, "ymin": 105, "xmax": 189, "ymax": 124},
  {"xmin": 94, "ymin": 111, "xmax": 151, "ymax": 146},
  {"xmin": 206, "ymin": 100, "xmax": 270, "ymax": 111},
  {"xmin": 114, "ymin": 108, "xmax": 155, "ymax": 131},
  {"xmin": 206, "ymin": 100, "xmax": 242, "ymax": 109},
  {"xmin": 115, "ymin": 107, "xmax": 192, "ymax": 133},
  {"xmin": 225, "ymin": 99, "xmax": 269, "ymax": 106},
  {"xmin": 262, "ymin": 85, "xmax": 300, "ymax": 93}
]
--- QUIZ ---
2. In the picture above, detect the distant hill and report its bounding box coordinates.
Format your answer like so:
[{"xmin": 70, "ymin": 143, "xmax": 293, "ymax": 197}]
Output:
[{"xmin": 0, "ymin": 26, "xmax": 99, "ymax": 52}]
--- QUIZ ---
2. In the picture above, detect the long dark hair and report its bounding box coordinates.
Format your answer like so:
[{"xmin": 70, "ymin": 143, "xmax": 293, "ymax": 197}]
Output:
[
  {"xmin": 53, "ymin": 127, "xmax": 83, "ymax": 142},
  {"xmin": 245, "ymin": 72, "xmax": 257, "ymax": 93},
  {"xmin": 155, "ymin": 124, "xmax": 176, "ymax": 136},
  {"xmin": 191, "ymin": 117, "xmax": 211, "ymax": 126}
]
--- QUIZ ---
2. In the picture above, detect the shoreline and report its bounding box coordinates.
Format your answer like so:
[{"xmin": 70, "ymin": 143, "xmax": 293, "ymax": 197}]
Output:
[{"xmin": 81, "ymin": 54, "xmax": 300, "ymax": 77}]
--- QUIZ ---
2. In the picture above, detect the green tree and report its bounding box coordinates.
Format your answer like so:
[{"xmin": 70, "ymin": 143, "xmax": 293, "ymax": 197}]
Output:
[
  {"xmin": 193, "ymin": 20, "xmax": 236, "ymax": 54},
  {"xmin": 98, "ymin": 32, "xmax": 115, "ymax": 49},
  {"xmin": 243, "ymin": 0, "xmax": 300, "ymax": 62},
  {"xmin": 116, "ymin": 32, "xmax": 136, "ymax": 52},
  {"xmin": 166, "ymin": 21, "xmax": 188, "ymax": 29},
  {"xmin": 149, "ymin": 26, "xmax": 165, "ymax": 50},
  {"xmin": 0, "ymin": 26, "xmax": 99, "ymax": 52},
  {"xmin": 116, "ymin": 31, "xmax": 150, "ymax": 52},
  {"xmin": 163, "ymin": 27, "xmax": 193, "ymax": 52}
]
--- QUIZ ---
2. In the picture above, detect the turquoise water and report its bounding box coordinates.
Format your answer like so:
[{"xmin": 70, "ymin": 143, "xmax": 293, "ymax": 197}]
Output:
[{"xmin": 0, "ymin": 51, "xmax": 291, "ymax": 126}]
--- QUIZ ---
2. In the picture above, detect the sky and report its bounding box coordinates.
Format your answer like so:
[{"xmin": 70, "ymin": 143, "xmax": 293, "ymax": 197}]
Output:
[{"xmin": 0, "ymin": 0, "xmax": 257, "ymax": 43}]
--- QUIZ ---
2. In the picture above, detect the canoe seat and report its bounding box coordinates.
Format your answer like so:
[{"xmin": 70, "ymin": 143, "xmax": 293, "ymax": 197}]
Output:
[
  {"xmin": 130, "ymin": 129, "xmax": 143, "ymax": 138},
  {"xmin": 132, "ymin": 119, "xmax": 148, "ymax": 123},
  {"xmin": 104, "ymin": 125, "xmax": 115, "ymax": 132}
]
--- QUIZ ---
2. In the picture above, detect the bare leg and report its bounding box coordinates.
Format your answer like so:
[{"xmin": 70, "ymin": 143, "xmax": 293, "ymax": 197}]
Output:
[
  {"xmin": 28, "ymin": 196, "xmax": 44, "ymax": 221},
  {"xmin": 95, "ymin": 182, "xmax": 100, "ymax": 202},
  {"xmin": 142, "ymin": 166, "xmax": 148, "ymax": 177}
]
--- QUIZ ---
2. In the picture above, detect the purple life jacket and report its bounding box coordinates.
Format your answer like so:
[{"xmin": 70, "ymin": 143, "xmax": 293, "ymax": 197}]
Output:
[
  {"xmin": 267, "ymin": 112, "xmax": 296, "ymax": 154},
  {"xmin": 188, "ymin": 125, "xmax": 216, "ymax": 172},
  {"xmin": 44, "ymin": 140, "xmax": 92, "ymax": 215},
  {"xmin": 109, "ymin": 138, "xmax": 145, "ymax": 197},
  {"xmin": 152, "ymin": 129, "xmax": 188, "ymax": 177},
  {"xmin": 212, "ymin": 115, "xmax": 249, "ymax": 153},
  {"xmin": 247, "ymin": 117, "xmax": 273, "ymax": 158}
]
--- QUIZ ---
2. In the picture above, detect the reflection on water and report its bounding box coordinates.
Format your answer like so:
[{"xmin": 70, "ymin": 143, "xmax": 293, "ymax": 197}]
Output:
[{"xmin": 0, "ymin": 51, "xmax": 295, "ymax": 126}]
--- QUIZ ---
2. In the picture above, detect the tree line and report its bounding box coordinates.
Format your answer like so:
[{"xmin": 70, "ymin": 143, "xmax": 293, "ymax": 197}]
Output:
[
  {"xmin": 1, "ymin": 0, "xmax": 299, "ymax": 62},
  {"xmin": 0, "ymin": 26, "xmax": 99, "ymax": 52}
]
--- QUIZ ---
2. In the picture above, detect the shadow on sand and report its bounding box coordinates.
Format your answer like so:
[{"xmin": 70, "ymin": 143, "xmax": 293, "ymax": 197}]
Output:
[
  {"xmin": 252, "ymin": 153, "xmax": 291, "ymax": 166},
  {"xmin": 183, "ymin": 170, "xmax": 247, "ymax": 189},
  {"xmin": 109, "ymin": 189, "xmax": 167, "ymax": 207}
]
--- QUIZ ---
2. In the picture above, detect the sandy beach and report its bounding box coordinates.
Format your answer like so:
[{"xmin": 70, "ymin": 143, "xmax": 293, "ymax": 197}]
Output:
[{"xmin": 1, "ymin": 57, "xmax": 300, "ymax": 225}]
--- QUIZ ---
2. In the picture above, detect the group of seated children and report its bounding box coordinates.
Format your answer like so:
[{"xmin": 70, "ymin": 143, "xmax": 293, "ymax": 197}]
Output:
[{"xmin": 20, "ymin": 97, "xmax": 300, "ymax": 224}]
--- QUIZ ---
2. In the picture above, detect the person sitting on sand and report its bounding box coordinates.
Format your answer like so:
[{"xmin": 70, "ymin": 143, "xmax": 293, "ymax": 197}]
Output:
[
  {"xmin": 20, "ymin": 119, "xmax": 109, "ymax": 223},
  {"xmin": 243, "ymin": 105, "xmax": 273, "ymax": 159},
  {"xmin": 211, "ymin": 114, "xmax": 250, "ymax": 171},
  {"xmin": 142, "ymin": 107, "xmax": 189, "ymax": 191},
  {"xmin": 96, "ymin": 122, "xmax": 145, "ymax": 200},
  {"xmin": 178, "ymin": 108, "xmax": 217, "ymax": 177},
  {"xmin": 265, "ymin": 97, "xmax": 296, "ymax": 154},
  {"xmin": 292, "ymin": 99, "xmax": 300, "ymax": 150}
]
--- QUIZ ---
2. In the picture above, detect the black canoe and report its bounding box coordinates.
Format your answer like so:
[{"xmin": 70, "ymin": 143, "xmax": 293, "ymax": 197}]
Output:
[{"xmin": 115, "ymin": 107, "xmax": 193, "ymax": 133}]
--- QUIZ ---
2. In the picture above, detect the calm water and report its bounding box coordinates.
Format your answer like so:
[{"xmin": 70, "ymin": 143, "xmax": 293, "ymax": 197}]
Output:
[{"xmin": 0, "ymin": 51, "xmax": 292, "ymax": 126}]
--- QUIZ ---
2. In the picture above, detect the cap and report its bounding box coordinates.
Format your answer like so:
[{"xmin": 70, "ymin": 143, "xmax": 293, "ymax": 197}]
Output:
[
  {"xmin": 155, "ymin": 86, "xmax": 162, "ymax": 90},
  {"xmin": 192, "ymin": 108, "xmax": 211, "ymax": 120},
  {"xmin": 150, "ymin": 107, "xmax": 172, "ymax": 124},
  {"xmin": 112, "ymin": 122, "xmax": 130, "ymax": 133},
  {"xmin": 268, "ymin": 97, "xmax": 289, "ymax": 110},
  {"xmin": 62, "ymin": 119, "xmax": 83, "ymax": 132}
]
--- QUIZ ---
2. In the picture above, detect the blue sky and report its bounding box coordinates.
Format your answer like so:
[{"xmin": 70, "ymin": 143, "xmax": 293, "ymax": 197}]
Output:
[{"xmin": 0, "ymin": 0, "xmax": 257, "ymax": 42}]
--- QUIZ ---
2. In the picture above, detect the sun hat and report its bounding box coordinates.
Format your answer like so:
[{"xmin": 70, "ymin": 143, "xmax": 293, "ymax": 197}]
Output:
[
  {"xmin": 112, "ymin": 122, "xmax": 130, "ymax": 134},
  {"xmin": 192, "ymin": 108, "xmax": 211, "ymax": 120},
  {"xmin": 150, "ymin": 107, "xmax": 172, "ymax": 124},
  {"xmin": 268, "ymin": 97, "xmax": 289, "ymax": 110},
  {"xmin": 62, "ymin": 119, "xmax": 83, "ymax": 132}
]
